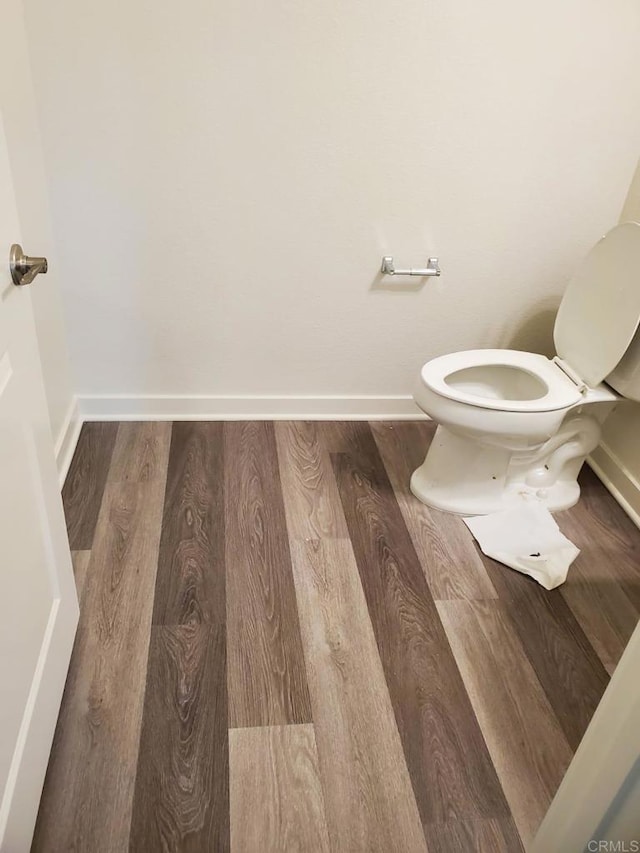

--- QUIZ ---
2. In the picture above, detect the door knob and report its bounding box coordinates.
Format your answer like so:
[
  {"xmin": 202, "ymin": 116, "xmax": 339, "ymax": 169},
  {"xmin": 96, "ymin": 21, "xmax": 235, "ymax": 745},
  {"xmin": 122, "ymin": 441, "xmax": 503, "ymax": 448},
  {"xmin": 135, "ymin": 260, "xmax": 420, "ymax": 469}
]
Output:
[{"xmin": 10, "ymin": 244, "xmax": 48, "ymax": 287}]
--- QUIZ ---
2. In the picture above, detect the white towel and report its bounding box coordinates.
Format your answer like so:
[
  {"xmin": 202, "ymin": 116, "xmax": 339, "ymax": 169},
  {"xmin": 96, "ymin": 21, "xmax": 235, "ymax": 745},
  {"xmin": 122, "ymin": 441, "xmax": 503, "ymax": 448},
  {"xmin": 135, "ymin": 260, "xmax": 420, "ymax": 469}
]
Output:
[{"xmin": 463, "ymin": 503, "xmax": 579, "ymax": 590}]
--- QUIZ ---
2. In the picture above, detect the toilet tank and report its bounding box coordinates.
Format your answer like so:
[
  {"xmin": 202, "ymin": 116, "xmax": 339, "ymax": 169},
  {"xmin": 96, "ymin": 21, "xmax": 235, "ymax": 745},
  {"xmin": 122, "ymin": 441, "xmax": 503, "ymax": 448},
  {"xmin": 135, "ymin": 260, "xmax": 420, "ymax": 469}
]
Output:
[{"xmin": 607, "ymin": 326, "xmax": 640, "ymax": 401}]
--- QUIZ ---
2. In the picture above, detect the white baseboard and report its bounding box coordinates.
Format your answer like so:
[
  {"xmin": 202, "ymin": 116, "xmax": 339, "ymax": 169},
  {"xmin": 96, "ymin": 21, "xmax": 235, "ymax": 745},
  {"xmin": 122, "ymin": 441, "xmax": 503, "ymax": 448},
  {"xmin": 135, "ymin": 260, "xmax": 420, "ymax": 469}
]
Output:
[
  {"xmin": 77, "ymin": 394, "xmax": 424, "ymax": 421},
  {"xmin": 54, "ymin": 397, "xmax": 82, "ymax": 486},
  {"xmin": 588, "ymin": 441, "xmax": 640, "ymax": 531}
]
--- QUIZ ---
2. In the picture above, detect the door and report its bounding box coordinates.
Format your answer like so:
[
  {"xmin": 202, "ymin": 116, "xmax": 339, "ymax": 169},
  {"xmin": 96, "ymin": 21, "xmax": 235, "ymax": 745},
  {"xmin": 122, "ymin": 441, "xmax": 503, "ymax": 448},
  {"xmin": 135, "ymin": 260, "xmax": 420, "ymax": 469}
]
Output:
[{"xmin": 0, "ymin": 110, "xmax": 79, "ymax": 850}]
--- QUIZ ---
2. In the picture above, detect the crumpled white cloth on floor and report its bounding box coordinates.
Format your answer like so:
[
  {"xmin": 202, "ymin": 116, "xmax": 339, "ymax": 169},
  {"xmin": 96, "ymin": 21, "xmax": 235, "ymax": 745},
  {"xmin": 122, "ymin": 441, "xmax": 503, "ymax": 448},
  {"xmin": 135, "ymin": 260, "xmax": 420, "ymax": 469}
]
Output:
[{"xmin": 463, "ymin": 503, "xmax": 579, "ymax": 590}]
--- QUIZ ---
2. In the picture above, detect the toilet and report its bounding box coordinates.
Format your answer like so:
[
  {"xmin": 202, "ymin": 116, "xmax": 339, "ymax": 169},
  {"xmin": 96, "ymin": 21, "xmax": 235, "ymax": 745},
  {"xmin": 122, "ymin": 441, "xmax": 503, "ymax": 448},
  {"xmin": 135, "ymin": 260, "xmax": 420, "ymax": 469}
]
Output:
[{"xmin": 411, "ymin": 221, "xmax": 640, "ymax": 516}]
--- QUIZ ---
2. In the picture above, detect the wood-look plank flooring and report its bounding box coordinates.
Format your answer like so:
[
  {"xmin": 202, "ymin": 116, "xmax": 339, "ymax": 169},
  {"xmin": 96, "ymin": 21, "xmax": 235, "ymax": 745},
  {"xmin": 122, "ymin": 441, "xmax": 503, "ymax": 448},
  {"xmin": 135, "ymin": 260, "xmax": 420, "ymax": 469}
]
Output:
[
  {"xmin": 129, "ymin": 624, "xmax": 228, "ymax": 851},
  {"xmin": 33, "ymin": 420, "xmax": 640, "ymax": 852},
  {"xmin": 33, "ymin": 422, "xmax": 171, "ymax": 852},
  {"xmin": 329, "ymin": 422, "xmax": 510, "ymax": 842},
  {"xmin": 229, "ymin": 724, "xmax": 330, "ymax": 853},
  {"xmin": 134, "ymin": 421, "xmax": 228, "ymax": 849},
  {"xmin": 290, "ymin": 538, "xmax": 428, "ymax": 853},
  {"xmin": 370, "ymin": 421, "xmax": 497, "ymax": 601},
  {"xmin": 62, "ymin": 422, "xmax": 118, "ymax": 550},
  {"xmin": 559, "ymin": 467, "xmax": 640, "ymax": 674},
  {"xmin": 436, "ymin": 599, "xmax": 573, "ymax": 844},
  {"xmin": 152, "ymin": 421, "xmax": 225, "ymax": 627},
  {"xmin": 70, "ymin": 550, "xmax": 91, "ymax": 599},
  {"xmin": 225, "ymin": 422, "xmax": 311, "ymax": 728}
]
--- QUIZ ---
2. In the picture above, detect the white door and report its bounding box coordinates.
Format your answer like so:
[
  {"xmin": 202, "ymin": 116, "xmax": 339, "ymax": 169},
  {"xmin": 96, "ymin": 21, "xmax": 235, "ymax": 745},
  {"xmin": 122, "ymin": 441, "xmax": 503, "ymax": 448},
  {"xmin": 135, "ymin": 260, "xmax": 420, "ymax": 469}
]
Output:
[{"xmin": 0, "ymin": 110, "xmax": 79, "ymax": 851}]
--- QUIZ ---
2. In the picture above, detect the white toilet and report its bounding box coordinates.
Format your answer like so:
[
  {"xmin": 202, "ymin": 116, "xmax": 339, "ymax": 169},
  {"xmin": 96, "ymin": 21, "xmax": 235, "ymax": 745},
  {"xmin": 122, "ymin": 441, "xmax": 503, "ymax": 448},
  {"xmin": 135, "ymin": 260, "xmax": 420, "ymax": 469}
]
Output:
[{"xmin": 411, "ymin": 221, "xmax": 640, "ymax": 515}]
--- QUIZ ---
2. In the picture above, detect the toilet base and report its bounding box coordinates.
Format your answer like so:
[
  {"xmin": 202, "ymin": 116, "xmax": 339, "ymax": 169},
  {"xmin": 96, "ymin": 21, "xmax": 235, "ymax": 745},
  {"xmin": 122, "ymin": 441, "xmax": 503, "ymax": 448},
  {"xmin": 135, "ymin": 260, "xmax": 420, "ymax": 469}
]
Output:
[{"xmin": 410, "ymin": 425, "xmax": 582, "ymax": 516}]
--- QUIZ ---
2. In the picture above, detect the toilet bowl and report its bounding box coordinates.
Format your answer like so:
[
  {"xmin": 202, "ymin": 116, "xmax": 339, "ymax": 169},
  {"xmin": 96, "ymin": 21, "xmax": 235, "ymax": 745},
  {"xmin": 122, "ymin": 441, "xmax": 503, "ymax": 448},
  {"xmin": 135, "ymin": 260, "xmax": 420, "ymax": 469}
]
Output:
[{"xmin": 412, "ymin": 222, "xmax": 640, "ymax": 515}]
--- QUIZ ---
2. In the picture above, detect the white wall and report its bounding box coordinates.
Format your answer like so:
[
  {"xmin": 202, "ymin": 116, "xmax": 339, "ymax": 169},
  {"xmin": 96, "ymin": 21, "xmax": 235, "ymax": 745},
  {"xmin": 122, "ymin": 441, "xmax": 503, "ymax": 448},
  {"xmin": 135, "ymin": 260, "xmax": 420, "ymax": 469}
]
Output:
[
  {"xmin": 1, "ymin": 0, "xmax": 74, "ymax": 447},
  {"xmin": 22, "ymin": 0, "xmax": 640, "ymax": 412}
]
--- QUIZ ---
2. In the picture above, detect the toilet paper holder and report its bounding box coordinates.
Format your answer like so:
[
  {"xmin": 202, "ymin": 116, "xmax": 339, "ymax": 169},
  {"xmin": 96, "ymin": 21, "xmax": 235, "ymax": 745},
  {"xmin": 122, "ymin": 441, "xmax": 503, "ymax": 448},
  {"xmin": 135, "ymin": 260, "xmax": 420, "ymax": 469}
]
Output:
[{"xmin": 381, "ymin": 256, "xmax": 441, "ymax": 277}]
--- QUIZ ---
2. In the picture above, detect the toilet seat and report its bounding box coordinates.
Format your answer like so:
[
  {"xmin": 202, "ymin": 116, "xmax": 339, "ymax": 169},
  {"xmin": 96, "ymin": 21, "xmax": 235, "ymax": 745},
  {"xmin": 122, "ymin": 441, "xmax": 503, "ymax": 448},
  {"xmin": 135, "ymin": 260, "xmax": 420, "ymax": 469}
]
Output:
[
  {"xmin": 554, "ymin": 221, "xmax": 640, "ymax": 389},
  {"xmin": 419, "ymin": 349, "xmax": 584, "ymax": 413}
]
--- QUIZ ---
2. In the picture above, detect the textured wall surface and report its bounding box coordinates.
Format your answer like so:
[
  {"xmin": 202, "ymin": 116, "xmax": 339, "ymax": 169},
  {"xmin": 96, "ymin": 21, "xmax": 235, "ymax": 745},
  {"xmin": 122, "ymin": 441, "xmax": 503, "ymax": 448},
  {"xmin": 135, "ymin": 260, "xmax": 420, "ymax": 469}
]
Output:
[{"xmin": 22, "ymin": 0, "xmax": 640, "ymax": 402}]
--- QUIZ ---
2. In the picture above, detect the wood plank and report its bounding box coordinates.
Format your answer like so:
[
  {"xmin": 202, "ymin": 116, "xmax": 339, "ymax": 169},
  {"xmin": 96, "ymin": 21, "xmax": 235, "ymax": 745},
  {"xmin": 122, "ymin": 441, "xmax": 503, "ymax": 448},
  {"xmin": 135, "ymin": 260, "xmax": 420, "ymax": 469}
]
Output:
[
  {"xmin": 330, "ymin": 422, "xmax": 510, "ymax": 832},
  {"xmin": 482, "ymin": 553, "xmax": 610, "ymax": 751},
  {"xmin": 275, "ymin": 421, "xmax": 349, "ymax": 539},
  {"xmin": 108, "ymin": 420, "xmax": 173, "ymax": 483},
  {"xmin": 556, "ymin": 467, "xmax": 640, "ymax": 673},
  {"xmin": 317, "ymin": 420, "xmax": 384, "ymax": 458},
  {"xmin": 370, "ymin": 421, "xmax": 497, "ymax": 600},
  {"xmin": 129, "ymin": 624, "xmax": 228, "ymax": 852},
  {"xmin": 62, "ymin": 421, "xmax": 118, "ymax": 549},
  {"xmin": 291, "ymin": 538, "xmax": 428, "ymax": 853},
  {"xmin": 71, "ymin": 549, "xmax": 91, "ymax": 600},
  {"xmin": 436, "ymin": 599, "xmax": 573, "ymax": 846},
  {"xmin": 561, "ymin": 562, "xmax": 638, "ymax": 675},
  {"xmin": 225, "ymin": 422, "xmax": 311, "ymax": 728},
  {"xmin": 426, "ymin": 817, "xmax": 524, "ymax": 853},
  {"xmin": 315, "ymin": 421, "xmax": 363, "ymax": 453},
  {"xmin": 564, "ymin": 466, "xmax": 640, "ymax": 612},
  {"xmin": 32, "ymin": 423, "xmax": 171, "ymax": 853},
  {"xmin": 229, "ymin": 724, "xmax": 330, "ymax": 853},
  {"xmin": 152, "ymin": 422, "xmax": 224, "ymax": 626}
]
